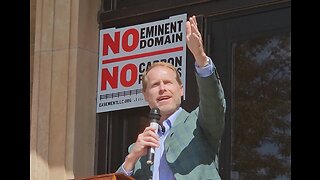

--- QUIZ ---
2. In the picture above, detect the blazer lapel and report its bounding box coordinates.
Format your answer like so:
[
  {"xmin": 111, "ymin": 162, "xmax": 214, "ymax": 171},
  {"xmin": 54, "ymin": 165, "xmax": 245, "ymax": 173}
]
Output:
[{"xmin": 171, "ymin": 109, "xmax": 189, "ymax": 128}]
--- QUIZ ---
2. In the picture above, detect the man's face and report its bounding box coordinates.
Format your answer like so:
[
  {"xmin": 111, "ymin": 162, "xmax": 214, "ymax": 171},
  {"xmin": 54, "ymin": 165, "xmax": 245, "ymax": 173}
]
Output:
[{"xmin": 143, "ymin": 66, "xmax": 183, "ymax": 118}]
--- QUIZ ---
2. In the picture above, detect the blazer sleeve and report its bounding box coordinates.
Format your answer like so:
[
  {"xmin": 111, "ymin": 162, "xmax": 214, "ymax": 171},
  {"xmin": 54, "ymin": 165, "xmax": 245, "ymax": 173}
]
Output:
[{"xmin": 196, "ymin": 64, "xmax": 226, "ymax": 150}]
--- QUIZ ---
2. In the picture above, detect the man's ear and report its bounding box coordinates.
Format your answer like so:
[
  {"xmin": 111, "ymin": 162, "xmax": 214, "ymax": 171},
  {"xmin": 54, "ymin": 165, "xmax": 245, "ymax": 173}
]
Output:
[{"xmin": 180, "ymin": 85, "xmax": 183, "ymax": 97}]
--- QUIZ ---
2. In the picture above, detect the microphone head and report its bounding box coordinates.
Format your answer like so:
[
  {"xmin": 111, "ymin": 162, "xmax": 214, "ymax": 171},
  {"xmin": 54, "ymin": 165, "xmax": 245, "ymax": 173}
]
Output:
[{"xmin": 149, "ymin": 108, "xmax": 161, "ymax": 122}]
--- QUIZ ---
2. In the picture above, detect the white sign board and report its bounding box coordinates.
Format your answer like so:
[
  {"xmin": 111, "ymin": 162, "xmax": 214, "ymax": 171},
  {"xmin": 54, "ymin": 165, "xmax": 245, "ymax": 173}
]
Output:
[{"xmin": 97, "ymin": 14, "xmax": 187, "ymax": 113}]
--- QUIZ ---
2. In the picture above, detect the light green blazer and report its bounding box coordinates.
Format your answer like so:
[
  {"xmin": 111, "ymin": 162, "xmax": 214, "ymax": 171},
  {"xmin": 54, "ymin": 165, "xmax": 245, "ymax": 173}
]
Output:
[{"xmin": 118, "ymin": 68, "xmax": 226, "ymax": 180}]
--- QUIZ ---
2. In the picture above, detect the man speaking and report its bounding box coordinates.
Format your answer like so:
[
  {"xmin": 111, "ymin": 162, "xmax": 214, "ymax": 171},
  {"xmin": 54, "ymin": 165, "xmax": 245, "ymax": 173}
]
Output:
[{"xmin": 117, "ymin": 15, "xmax": 226, "ymax": 180}]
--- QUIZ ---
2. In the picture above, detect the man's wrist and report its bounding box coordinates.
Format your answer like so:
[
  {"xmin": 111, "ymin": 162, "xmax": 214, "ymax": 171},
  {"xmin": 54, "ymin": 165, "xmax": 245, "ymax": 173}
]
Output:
[
  {"xmin": 195, "ymin": 57, "xmax": 214, "ymax": 77},
  {"xmin": 123, "ymin": 153, "xmax": 138, "ymax": 172},
  {"xmin": 120, "ymin": 163, "xmax": 133, "ymax": 176},
  {"xmin": 194, "ymin": 53, "xmax": 208, "ymax": 67}
]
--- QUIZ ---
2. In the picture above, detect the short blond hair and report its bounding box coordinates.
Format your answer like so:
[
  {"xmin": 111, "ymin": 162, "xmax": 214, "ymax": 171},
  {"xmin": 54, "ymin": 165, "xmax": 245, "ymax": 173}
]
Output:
[{"xmin": 142, "ymin": 62, "xmax": 182, "ymax": 92}]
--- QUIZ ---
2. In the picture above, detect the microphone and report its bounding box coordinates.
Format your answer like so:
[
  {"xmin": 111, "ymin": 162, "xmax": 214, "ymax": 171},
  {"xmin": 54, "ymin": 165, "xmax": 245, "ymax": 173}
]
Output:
[{"xmin": 146, "ymin": 107, "xmax": 161, "ymax": 165}]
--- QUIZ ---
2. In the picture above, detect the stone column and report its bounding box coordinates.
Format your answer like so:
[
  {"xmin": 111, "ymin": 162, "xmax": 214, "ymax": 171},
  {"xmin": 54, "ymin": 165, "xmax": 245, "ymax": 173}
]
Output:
[{"xmin": 30, "ymin": 0, "xmax": 100, "ymax": 179}]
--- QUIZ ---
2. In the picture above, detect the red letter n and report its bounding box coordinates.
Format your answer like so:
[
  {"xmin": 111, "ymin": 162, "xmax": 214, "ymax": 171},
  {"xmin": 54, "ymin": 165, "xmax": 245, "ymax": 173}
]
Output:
[
  {"xmin": 101, "ymin": 67, "xmax": 119, "ymax": 91},
  {"xmin": 103, "ymin": 31, "xmax": 120, "ymax": 56}
]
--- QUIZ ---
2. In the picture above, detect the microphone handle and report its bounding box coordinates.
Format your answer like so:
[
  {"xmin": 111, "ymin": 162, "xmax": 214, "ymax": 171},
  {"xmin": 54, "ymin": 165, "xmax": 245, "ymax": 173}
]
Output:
[{"xmin": 146, "ymin": 121, "xmax": 158, "ymax": 165}]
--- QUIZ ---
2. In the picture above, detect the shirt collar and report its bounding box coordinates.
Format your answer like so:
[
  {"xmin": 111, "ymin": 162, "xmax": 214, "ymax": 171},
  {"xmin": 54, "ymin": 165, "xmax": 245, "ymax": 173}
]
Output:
[{"xmin": 161, "ymin": 107, "xmax": 182, "ymax": 134}]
